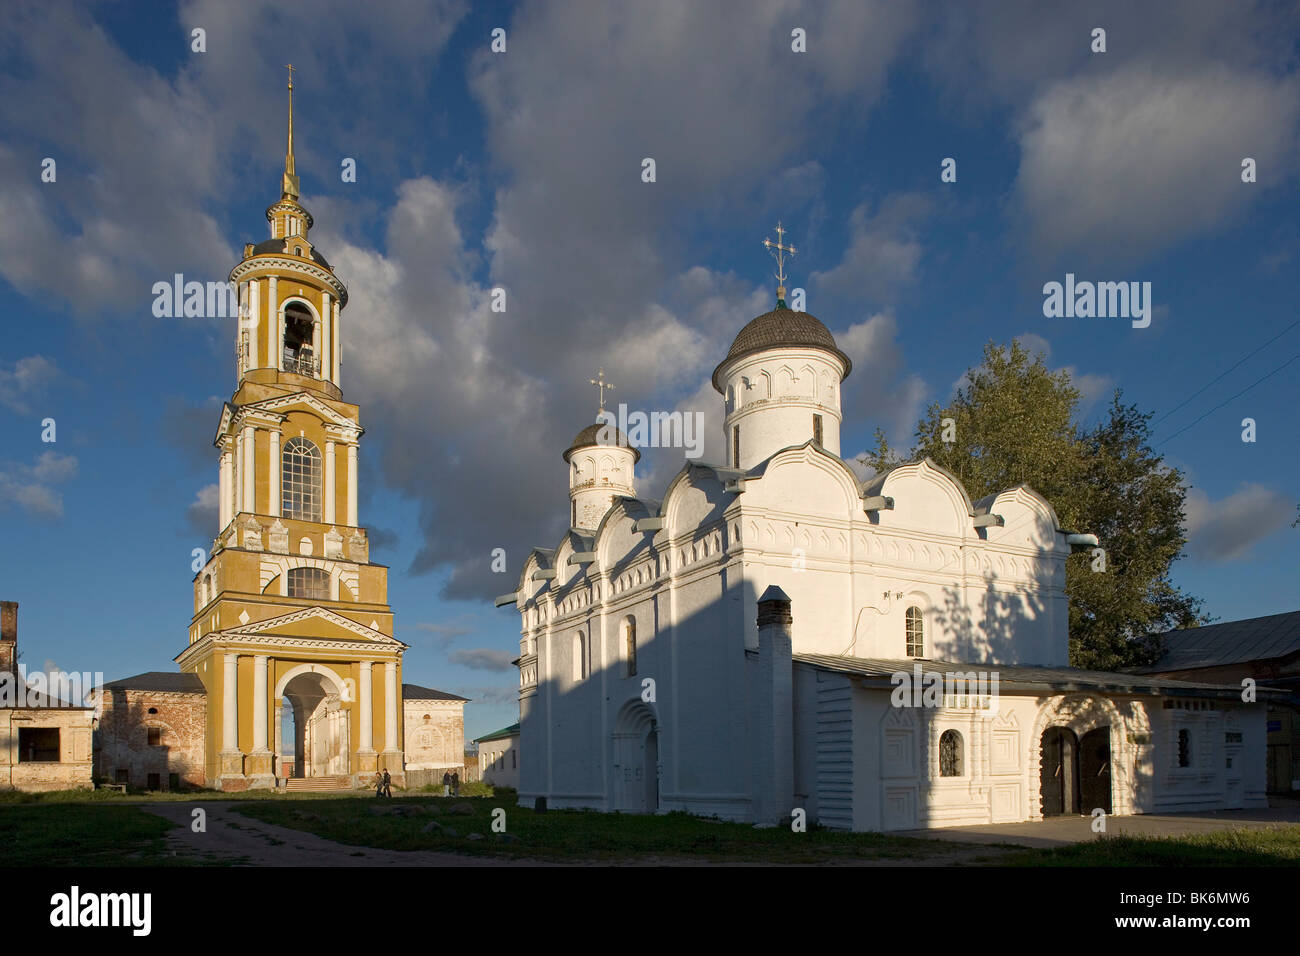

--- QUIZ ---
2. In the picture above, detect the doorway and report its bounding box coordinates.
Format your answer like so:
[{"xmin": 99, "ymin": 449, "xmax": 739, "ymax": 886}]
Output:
[
  {"xmin": 1040, "ymin": 727, "xmax": 1079, "ymax": 816},
  {"xmin": 1078, "ymin": 727, "xmax": 1112, "ymax": 814}
]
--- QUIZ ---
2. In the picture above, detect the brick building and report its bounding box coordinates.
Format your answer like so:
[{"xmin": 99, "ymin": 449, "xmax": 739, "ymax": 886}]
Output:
[{"xmin": 92, "ymin": 672, "xmax": 208, "ymax": 790}]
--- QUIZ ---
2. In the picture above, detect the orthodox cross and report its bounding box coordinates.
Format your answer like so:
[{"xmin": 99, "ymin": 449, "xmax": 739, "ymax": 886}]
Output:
[
  {"xmin": 285, "ymin": 63, "xmax": 296, "ymax": 90},
  {"xmin": 762, "ymin": 221, "xmax": 797, "ymax": 306},
  {"xmin": 589, "ymin": 367, "xmax": 616, "ymax": 414}
]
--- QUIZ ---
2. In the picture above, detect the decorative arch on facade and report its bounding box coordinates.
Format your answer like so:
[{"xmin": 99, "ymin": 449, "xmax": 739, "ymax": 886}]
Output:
[{"xmin": 1030, "ymin": 693, "xmax": 1130, "ymax": 818}]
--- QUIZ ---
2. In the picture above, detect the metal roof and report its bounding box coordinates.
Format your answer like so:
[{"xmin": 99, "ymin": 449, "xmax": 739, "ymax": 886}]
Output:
[
  {"xmin": 101, "ymin": 671, "xmax": 206, "ymax": 694},
  {"xmin": 474, "ymin": 722, "xmax": 520, "ymax": 743},
  {"xmin": 1145, "ymin": 611, "xmax": 1300, "ymax": 671},
  {"xmin": 402, "ymin": 683, "xmax": 469, "ymax": 702}
]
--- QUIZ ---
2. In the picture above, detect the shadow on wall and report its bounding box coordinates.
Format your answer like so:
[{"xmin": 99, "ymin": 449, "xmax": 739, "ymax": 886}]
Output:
[{"xmin": 95, "ymin": 693, "xmax": 202, "ymax": 791}]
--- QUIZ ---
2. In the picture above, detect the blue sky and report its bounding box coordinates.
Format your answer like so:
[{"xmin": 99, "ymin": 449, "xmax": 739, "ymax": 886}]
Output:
[{"xmin": 0, "ymin": 1, "xmax": 1297, "ymax": 740}]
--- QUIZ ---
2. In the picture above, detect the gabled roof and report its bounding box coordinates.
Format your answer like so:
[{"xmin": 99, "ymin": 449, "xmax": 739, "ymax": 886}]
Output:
[
  {"xmin": 474, "ymin": 722, "xmax": 519, "ymax": 743},
  {"xmin": 1144, "ymin": 611, "xmax": 1300, "ymax": 672},
  {"xmin": 403, "ymin": 683, "xmax": 469, "ymax": 702},
  {"xmin": 102, "ymin": 671, "xmax": 206, "ymax": 694}
]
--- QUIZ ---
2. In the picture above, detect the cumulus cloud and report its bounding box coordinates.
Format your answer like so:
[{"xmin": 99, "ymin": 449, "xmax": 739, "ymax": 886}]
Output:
[
  {"xmin": 837, "ymin": 312, "xmax": 929, "ymax": 446},
  {"xmin": 407, "ymin": 621, "xmax": 473, "ymax": 649},
  {"xmin": 0, "ymin": 355, "xmax": 60, "ymax": 414},
  {"xmin": 1014, "ymin": 64, "xmax": 1300, "ymax": 262},
  {"xmin": 1184, "ymin": 483, "xmax": 1292, "ymax": 561},
  {"xmin": 186, "ymin": 483, "xmax": 219, "ymax": 537},
  {"xmin": 1011, "ymin": 333, "xmax": 1114, "ymax": 414},
  {"xmin": 811, "ymin": 194, "xmax": 932, "ymax": 306},
  {"xmin": 0, "ymin": 451, "xmax": 78, "ymax": 518},
  {"xmin": 448, "ymin": 648, "xmax": 516, "ymax": 672}
]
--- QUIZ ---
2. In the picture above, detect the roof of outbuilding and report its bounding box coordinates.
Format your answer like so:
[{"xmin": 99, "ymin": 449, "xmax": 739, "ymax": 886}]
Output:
[
  {"xmin": 562, "ymin": 421, "xmax": 641, "ymax": 463},
  {"xmin": 1141, "ymin": 611, "xmax": 1300, "ymax": 672},
  {"xmin": 474, "ymin": 722, "xmax": 520, "ymax": 743},
  {"xmin": 402, "ymin": 683, "xmax": 469, "ymax": 702},
  {"xmin": 101, "ymin": 672, "xmax": 207, "ymax": 694},
  {"xmin": 712, "ymin": 306, "xmax": 851, "ymax": 391}
]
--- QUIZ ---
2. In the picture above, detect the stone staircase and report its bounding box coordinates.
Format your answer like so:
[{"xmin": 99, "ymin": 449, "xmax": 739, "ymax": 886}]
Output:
[{"xmin": 282, "ymin": 775, "xmax": 354, "ymax": 792}]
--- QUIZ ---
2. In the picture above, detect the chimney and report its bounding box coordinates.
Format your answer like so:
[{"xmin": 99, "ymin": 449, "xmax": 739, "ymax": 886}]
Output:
[
  {"xmin": 0, "ymin": 601, "xmax": 16, "ymax": 680},
  {"xmin": 752, "ymin": 586, "xmax": 794, "ymax": 825}
]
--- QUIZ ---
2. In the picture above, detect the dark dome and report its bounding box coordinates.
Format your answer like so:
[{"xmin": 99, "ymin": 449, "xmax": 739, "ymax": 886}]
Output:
[
  {"xmin": 712, "ymin": 306, "xmax": 852, "ymax": 391},
  {"xmin": 248, "ymin": 237, "xmax": 331, "ymax": 269},
  {"xmin": 563, "ymin": 421, "xmax": 641, "ymax": 463}
]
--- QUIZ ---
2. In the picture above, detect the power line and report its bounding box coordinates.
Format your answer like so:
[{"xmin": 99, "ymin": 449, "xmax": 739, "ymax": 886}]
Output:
[
  {"xmin": 1154, "ymin": 352, "xmax": 1300, "ymax": 448},
  {"xmin": 1153, "ymin": 318, "xmax": 1300, "ymax": 426}
]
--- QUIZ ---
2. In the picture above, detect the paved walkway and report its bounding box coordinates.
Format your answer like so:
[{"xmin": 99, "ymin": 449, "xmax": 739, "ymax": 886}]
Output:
[{"xmin": 898, "ymin": 805, "xmax": 1300, "ymax": 848}]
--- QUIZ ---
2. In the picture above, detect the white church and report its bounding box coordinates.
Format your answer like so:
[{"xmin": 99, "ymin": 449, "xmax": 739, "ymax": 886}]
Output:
[{"xmin": 496, "ymin": 264, "xmax": 1268, "ymax": 831}]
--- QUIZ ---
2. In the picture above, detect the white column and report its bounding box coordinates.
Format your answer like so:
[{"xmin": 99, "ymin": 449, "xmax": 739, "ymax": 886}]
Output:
[
  {"xmin": 248, "ymin": 278, "xmax": 260, "ymax": 369},
  {"xmin": 358, "ymin": 661, "xmax": 373, "ymax": 752},
  {"xmin": 222, "ymin": 653, "xmax": 239, "ymax": 752},
  {"xmin": 268, "ymin": 428, "xmax": 281, "ymax": 517},
  {"xmin": 253, "ymin": 655, "xmax": 269, "ymax": 752},
  {"xmin": 346, "ymin": 442, "xmax": 358, "ymax": 526},
  {"xmin": 269, "ymin": 276, "xmax": 280, "ymax": 370},
  {"xmin": 218, "ymin": 444, "xmax": 232, "ymax": 529},
  {"xmin": 237, "ymin": 281, "xmax": 248, "ymax": 376},
  {"xmin": 324, "ymin": 439, "xmax": 336, "ymax": 524},
  {"xmin": 332, "ymin": 299, "xmax": 341, "ymax": 385},
  {"xmin": 320, "ymin": 292, "xmax": 331, "ymax": 382},
  {"xmin": 384, "ymin": 660, "xmax": 398, "ymax": 753},
  {"xmin": 241, "ymin": 425, "xmax": 256, "ymax": 513}
]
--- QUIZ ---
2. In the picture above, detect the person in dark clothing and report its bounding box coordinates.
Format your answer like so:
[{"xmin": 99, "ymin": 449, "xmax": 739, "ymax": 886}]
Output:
[
  {"xmin": 381, "ymin": 768, "xmax": 392, "ymax": 798},
  {"xmin": 372, "ymin": 770, "xmax": 384, "ymax": 797},
  {"xmin": 442, "ymin": 770, "xmax": 451, "ymax": 797},
  {"xmin": 451, "ymin": 771, "xmax": 459, "ymax": 797}
]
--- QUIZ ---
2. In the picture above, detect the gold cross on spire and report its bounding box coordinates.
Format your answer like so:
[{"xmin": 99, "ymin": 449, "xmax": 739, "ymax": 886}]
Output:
[
  {"xmin": 762, "ymin": 221, "xmax": 797, "ymax": 307},
  {"xmin": 589, "ymin": 367, "xmax": 616, "ymax": 415}
]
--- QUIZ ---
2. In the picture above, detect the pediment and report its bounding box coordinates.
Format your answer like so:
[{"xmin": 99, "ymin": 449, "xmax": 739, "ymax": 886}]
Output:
[
  {"xmin": 227, "ymin": 606, "xmax": 403, "ymax": 646},
  {"xmin": 244, "ymin": 392, "xmax": 359, "ymax": 431}
]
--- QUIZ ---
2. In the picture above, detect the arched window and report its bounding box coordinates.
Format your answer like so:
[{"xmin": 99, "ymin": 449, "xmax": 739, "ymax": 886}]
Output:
[
  {"xmin": 939, "ymin": 730, "xmax": 963, "ymax": 777},
  {"xmin": 905, "ymin": 606, "xmax": 924, "ymax": 657},
  {"xmin": 287, "ymin": 567, "xmax": 330, "ymax": 600},
  {"xmin": 282, "ymin": 437, "xmax": 322, "ymax": 520},
  {"xmin": 202, "ymin": 573, "xmax": 213, "ymax": 605},
  {"xmin": 623, "ymin": 616, "xmax": 637, "ymax": 677},
  {"xmin": 573, "ymin": 631, "xmax": 588, "ymax": 681},
  {"xmin": 283, "ymin": 302, "xmax": 316, "ymax": 375}
]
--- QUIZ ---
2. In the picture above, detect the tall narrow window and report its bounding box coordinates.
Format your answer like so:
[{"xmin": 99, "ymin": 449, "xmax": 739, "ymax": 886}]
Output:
[
  {"xmin": 282, "ymin": 437, "xmax": 322, "ymax": 520},
  {"xmin": 732, "ymin": 425, "xmax": 740, "ymax": 467},
  {"xmin": 813, "ymin": 414, "xmax": 823, "ymax": 445},
  {"xmin": 624, "ymin": 616, "xmax": 637, "ymax": 677},
  {"xmin": 905, "ymin": 606, "xmax": 924, "ymax": 657},
  {"xmin": 283, "ymin": 303, "xmax": 316, "ymax": 376},
  {"xmin": 573, "ymin": 631, "xmax": 587, "ymax": 681},
  {"xmin": 1177, "ymin": 728, "xmax": 1191, "ymax": 767},
  {"xmin": 939, "ymin": 730, "xmax": 963, "ymax": 777},
  {"xmin": 287, "ymin": 567, "xmax": 330, "ymax": 600}
]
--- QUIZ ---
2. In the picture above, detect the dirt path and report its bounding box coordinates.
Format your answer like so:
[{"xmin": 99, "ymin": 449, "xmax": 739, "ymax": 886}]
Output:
[{"xmin": 141, "ymin": 802, "xmax": 1011, "ymax": 866}]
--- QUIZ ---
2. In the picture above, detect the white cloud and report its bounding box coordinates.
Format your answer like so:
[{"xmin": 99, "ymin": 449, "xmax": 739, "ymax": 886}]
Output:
[
  {"xmin": 186, "ymin": 483, "xmax": 219, "ymax": 536},
  {"xmin": 1184, "ymin": 483, "xmax": 1292, "ymax": 561},
  {"xmin": 811, "ymin": 195, "xmax": 932, "ymax": 305},
  {"xmin": 0, "ymin": 451, "xmax": 78, "ymax": 518},
  {"xmin": 1014, "ymin": 64, "xmax": 1300, "ymax": 262},
  {"xmin": 448, "ymin": 649, "xmax": 516, "ymax": 672},
  {"xmin": 0, "ymin": 355, "xmax": 60, "ymax": 414}
]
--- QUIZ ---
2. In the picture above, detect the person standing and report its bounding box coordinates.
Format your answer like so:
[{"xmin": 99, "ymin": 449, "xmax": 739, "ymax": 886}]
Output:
[
  {"xmin": 382, "ymin": 768, "xmax": 392, "ymax": 798},
  {"xmin": 442, "ymin": 770, "xmax": 451, "ymax": 797},
  {"xmin": 373, "ymin": 770, "xmax": 383, "ymax": 798},
  {"xmin": 451, "ymin": 771, "xmax": 460, "ymax": 797}
]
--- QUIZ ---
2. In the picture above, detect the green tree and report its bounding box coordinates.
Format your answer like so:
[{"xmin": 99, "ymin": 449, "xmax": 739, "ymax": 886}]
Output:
[{"xmin": 862, "ymin": 341, "xmax": 1204, "ymax": 669}]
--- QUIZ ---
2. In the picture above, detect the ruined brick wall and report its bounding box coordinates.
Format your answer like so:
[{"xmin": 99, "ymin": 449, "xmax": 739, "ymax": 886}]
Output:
[
  {"xmin": 403, "ymin": 699, "xmax": 464, "ymax": 771},
  {"xmin": 96, "ymin": 689, "xmax": 207, "ymax": 789},
  {"xmin": 0, "ymin": 709, "xmax": 94, "ymax": 792}
]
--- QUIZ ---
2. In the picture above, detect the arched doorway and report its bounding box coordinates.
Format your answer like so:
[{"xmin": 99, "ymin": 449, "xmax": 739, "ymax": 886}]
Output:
[
  {"xmin": 612, "ymin": 700, "xmax": 660, "ymax": 812},
  {"xmin": 277, "ymin": 667, "xmax": 349, "ymax": 778},
  {"xmin": 1078, "ymin": 726, "xmax": 1112, "ymax": 814},
  {"xmin": 1040, "ymin": 727, "xmax": 1079, "ymax": 816}
]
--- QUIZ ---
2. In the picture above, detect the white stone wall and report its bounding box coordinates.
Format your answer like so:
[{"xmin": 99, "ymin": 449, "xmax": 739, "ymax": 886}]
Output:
[
  {"xmin": 403, "ymin": 699, "xmax": 463, "ymax": 771},
  {"xmin": 720, "ymin": 349, "xmax": 845, "ymax": 468},
  {"xmin": 479, "ymin": 734, "xmax": 520, "ymax": 788}
]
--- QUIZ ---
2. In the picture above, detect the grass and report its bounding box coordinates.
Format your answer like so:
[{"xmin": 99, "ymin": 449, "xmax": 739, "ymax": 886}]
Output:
[
  {"xmin": 0, "ymin": 804, "xmax": 178, "ymax": 866},
  {"xmin": 994, "ymin": 825, "xmax": 1300, "ymax": 867},
  {"xmin": 235, "ymin": 795, "xmax": 960, "ymax": 863}
]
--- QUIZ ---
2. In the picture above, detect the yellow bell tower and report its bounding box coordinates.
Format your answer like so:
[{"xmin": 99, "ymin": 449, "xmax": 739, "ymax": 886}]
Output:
[{"xmin": 177, "ymin": 70, "xmax": 406, "ymax": 791}]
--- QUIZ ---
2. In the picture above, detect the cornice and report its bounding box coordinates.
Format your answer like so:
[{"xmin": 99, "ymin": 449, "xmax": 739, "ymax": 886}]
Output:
[{"xmin": 230, "ymin": 256, "xmax": 348, "ymax": 306}]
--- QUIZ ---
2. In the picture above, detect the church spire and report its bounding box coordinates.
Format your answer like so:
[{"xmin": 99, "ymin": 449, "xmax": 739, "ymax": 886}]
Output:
[{"xmin": 281, "ymin": 64, "xmax": 299, "ymax": 201}]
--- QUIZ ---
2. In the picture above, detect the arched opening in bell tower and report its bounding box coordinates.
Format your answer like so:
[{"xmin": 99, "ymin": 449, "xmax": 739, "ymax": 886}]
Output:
[
  {"xmin": 283, "ymin": 302, "xmax": 317, "ymax": 375},
  {"xmin": 279, "ymin": 670, "xmax": 350, "ymax": 778}
]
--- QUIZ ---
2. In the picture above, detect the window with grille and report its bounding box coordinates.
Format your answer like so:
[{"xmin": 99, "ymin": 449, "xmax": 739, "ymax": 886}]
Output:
[
  {"xmin": 282, "ymin": 437, "xmax": 322, "ymax": 520},
  {"xmin": 813, "ymin": 414, "xmax": 823, "ymax": 445},
  {"xmin": 147, "ymin": 728, "xmax": 162, "ymax": 746},
  {"xmin": 287, "ymin": 567, "xmax": 330, "ymax": 600},
  {"xmin": 1177, "ymin": 728, "xmax": 1191, "ymax": 767},
  {"xmin": 732, "ymin": 425, "xmax": 740, "ymax": 467},
  {"xmin": 939, "ymin": 730, "xmax": 963, "ymax": 777},
  {"xmin": 905, "ymin": 606, "xmax": 924, "ymax": 657}
]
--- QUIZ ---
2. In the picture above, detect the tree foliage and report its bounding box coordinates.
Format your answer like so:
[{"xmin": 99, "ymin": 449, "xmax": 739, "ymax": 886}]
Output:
[{"xmin": 861, "ymin": 341, "xmax": 1204, "ymax": 669}]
